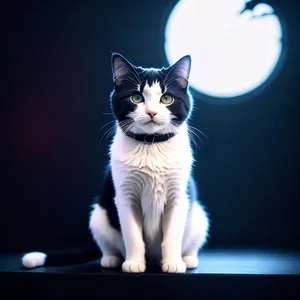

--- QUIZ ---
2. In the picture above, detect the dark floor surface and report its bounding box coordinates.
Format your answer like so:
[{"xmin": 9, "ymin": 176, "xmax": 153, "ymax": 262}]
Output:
[
  {"xmin": 1, "ymin": 249, "xmax": 300, "ymax": 274},
  {"xmin": 1, "ymin": 249, "xmax": 299, "ymax": 299}
]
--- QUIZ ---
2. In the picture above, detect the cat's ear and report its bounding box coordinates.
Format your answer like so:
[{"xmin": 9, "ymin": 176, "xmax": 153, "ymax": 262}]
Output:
[
  {"xmin": 111, "ymin": 53, "xmax": 137, "ymax": 88},
  {"xmin": 165, "ymin": 55, "xmax": 191, "ymax": 89}
]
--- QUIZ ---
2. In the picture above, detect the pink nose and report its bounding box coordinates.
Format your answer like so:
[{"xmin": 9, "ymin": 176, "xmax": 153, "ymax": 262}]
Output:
[{"xmin": 147, "ymin": 111, "xmax": 157, "ymax": 117}]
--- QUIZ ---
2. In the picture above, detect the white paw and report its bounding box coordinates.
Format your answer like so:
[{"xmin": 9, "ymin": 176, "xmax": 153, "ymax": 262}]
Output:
[
  {"xmin": 101, "ymin": 255, "xmax": 122, "ymax": 268},
  {"xmin": 162, "ymin": 260, "xmax": 187, "ymax": 273},
  {"xmin": 122, "ymin": 260, "xmax": 146, "ymax": 273},
  {"xmin": 22, "ymin": 252, "xmax": 47, "ymax": 268},
  {"xmin": 183, "ymin": 256, "xmax": 198, "ymax": 269}
]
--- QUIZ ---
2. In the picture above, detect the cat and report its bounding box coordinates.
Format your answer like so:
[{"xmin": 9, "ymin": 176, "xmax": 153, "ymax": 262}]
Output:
[{"xmin": 21, "ymin": 53, "xmax": 210, "ymax": 273}]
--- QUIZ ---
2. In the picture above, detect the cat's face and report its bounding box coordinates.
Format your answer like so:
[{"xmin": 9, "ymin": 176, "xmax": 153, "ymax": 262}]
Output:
[{"xmin": 110, "ymin": 54, "xmax": 193, "ymax": 135}]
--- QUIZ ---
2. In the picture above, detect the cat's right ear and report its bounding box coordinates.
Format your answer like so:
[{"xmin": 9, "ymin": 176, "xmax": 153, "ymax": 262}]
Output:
[{"xmin": 111, "ymin": 53, "xmax": 136, "ymax": 88}]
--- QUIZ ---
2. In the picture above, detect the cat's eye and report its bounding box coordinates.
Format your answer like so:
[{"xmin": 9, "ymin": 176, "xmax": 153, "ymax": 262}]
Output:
[
  {"xmin": 160, "ymin": 94, "xmax": 174, "ymax": 105},
  {"xmin": 130, "ymin": 94, "xmax": 143, "ymax": 104}
]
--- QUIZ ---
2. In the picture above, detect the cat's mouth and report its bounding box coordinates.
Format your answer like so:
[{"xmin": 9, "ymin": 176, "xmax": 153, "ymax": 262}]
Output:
[{"xmin": 144, "ymin": 120, "xmax": 161, "ymax": 126}]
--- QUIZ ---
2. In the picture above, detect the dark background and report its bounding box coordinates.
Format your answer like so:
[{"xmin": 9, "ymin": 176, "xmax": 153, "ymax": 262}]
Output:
[{"xmin": 1, "ymin": 0, "xmax": 299, "ymax": 253}]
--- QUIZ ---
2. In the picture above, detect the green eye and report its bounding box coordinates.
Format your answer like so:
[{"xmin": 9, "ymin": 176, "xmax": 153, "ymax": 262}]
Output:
[
  {"xmin": 130, "ymin": 94, "xmax": 143, "ymax": 104},
  {"xmin": 160, "ymin": 94, "xmax": 174, "ymax": 105}
]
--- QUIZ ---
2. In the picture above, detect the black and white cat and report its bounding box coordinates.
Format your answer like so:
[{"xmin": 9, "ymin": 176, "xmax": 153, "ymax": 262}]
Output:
[{"xmin": 22, "ymin": 53, "xmax": 210, "ymax": 273}]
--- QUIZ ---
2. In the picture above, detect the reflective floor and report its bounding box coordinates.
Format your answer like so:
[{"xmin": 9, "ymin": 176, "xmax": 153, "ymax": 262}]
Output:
[{"xmin": 1, "ymin": 249, "xmax": 300, "ymax": 275}]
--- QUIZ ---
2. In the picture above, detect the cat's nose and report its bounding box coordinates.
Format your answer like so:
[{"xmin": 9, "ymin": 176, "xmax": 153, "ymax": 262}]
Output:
[{"xmin": 147, "ymin": 111, "xmax": 158, "ymax": 118}]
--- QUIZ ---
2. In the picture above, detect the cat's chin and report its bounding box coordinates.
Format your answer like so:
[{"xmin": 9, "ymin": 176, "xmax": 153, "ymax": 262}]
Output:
[{"xmin": 135, "ymin": 122, "xmax": 170, "ymax": 135}]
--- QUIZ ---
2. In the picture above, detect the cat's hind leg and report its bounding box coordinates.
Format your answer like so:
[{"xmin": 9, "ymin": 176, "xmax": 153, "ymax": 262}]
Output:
[
  {"xmin": 89, "ymin": 204, "xmax": 125, "ymax": 268},
  {"xmin": 182, "ymin": 201, "xmax": 210, "ymax": 269}
]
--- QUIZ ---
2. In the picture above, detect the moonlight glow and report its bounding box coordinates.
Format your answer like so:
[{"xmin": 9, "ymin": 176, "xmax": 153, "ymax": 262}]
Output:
[{"xmin": 164, "ymin": 0, "xmax": 283, "ymax": 100}]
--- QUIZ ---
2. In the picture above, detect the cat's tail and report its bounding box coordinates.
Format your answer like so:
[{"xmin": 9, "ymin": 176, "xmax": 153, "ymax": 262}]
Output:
[{"xmin": 21, "ymin": 243, "xmax": 101, "ymax": 269}]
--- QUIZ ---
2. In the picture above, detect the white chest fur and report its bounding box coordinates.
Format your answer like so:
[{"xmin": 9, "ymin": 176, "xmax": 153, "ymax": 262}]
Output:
[{"xmin": 110, "ymin": 123, "xmax": 193, "ymax": 259}]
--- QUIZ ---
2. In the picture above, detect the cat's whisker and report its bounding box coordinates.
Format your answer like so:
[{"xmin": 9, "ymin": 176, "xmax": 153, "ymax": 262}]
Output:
[
  {"xmin": 122, "ymin": 123, "xmax": 135, "ymax": 137},
  {"xmin": 101, "ymin": 119, "xmax": 133, "ymax": 145},
  {"xmin": 118, "ymin": 121, "xmax": 131, "ymax": 129},
  {"xmin": 118, "ymin": 119, "xmax": 133, "ymax": 126},
  {"xmin": 100, "ymin": 124, "xmax": 116, "ymax": 144},
  {"xmin": 119, "ymin": 121, "xmax": 134, "ymax": 133},
  {"xmin": 105, "ymin": 120, "xmax": 132, "ymax": 145},
  {"xmin": 188, "ymin": 130, "xmax": 201, "ymax": 153},
  {"xmin": 188, "ymin": 125, "xmax": 210, "ymax": 143},
  {"xmin": 118, "ymin": 118, "xmax": 133, "ymax": 130},
  {"xmin": 125, "ymin": 121, "xmax": 135, "ymax": 132},
  {"xmin": 188, "ymin": 128, "xmax": 204, "ymax": 145},
  {"xmin": 104, "ymin": 127, "xmax": 116, "ymax": 145},
  {"xmin": 100, "ymin": 120, "xmax": 127, "ymax": 142},
  {"xmin": 120, "ymin": 123, "xmax": 133, "ymax": 133},
  {"xmin": 98, "ymin": 120, "xmax": 116, "ymax": 133},
  {"xmin": 170, "ymin": 120, "xmax": 201, "ymax": 151}
]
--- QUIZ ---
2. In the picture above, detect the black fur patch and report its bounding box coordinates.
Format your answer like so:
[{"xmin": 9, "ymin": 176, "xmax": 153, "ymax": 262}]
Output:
[{"xmin": 96, "ymin": 165, "xmax": 121, "ymax": 231}]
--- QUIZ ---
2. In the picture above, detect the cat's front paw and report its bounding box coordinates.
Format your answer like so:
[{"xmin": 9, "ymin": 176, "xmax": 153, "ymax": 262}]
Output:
[
  {"xmin": 122, "ymin": 260, "xmax": 146, "ymax": 273},
  {"xmin": 101, "ymin": 255, "xmax": 122, "ymax": 268},
  {"xmin": 162, "ymin": 260, "xmax": 187, "ymax": 273},
  {"xmin": 183, "ymin": 255, "xmax": 198, "ymax": 269}
]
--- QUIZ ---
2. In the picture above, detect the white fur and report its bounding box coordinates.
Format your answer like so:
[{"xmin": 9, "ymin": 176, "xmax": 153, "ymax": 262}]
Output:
[
  {"xmin": 89, "ymin": 82, "xmax": 209, "ymax": 273},
  {"xmin": 22, "ymin": 252, "xmax": 47, "ymax": 268}
]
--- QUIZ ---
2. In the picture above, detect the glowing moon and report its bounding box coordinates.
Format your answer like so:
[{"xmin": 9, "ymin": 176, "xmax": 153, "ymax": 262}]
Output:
[{"xmin": 164, "ymin": 0, "xmax": 283, "ymax": 100}]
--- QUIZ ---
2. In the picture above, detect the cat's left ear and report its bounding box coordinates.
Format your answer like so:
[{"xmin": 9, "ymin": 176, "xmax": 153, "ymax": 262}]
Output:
[
  {"xmin": 111, "ymin": 53, "xmax": 137, "ymax": 88},
  {"xmin": 165, "ymin": 55, "xmax": 191, "ymax": 89}
]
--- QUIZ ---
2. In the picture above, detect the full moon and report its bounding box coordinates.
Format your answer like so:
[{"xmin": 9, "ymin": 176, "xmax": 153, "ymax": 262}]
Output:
[{"xmin": 164, "ymin": 0, "xmax": 283, "ymax": 101}]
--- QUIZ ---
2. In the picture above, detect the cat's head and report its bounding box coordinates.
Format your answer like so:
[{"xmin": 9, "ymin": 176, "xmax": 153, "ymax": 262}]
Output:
[{"xmin": 110, "ymin": 53, "xmax": 193, "ymax": 135}]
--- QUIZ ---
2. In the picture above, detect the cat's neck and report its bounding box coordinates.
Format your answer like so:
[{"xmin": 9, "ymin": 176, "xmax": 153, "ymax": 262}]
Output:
[
  {"xmin": 113, "ymin": 122, "xmax": 190, "ymax": 149},
  {"xmin": 110, "ymin": 122, "xmax": 193, "ymax": 170},
  {"xmin": 124, "ymin": 131, "xmax": 176, "ymax": 144}
]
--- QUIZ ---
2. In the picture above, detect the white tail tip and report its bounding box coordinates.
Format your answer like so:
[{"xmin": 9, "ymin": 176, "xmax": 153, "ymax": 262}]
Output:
[{"xmin": 22, "ymin": 252, "xmax": 47, "ymax": 268}]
